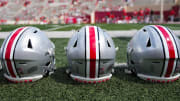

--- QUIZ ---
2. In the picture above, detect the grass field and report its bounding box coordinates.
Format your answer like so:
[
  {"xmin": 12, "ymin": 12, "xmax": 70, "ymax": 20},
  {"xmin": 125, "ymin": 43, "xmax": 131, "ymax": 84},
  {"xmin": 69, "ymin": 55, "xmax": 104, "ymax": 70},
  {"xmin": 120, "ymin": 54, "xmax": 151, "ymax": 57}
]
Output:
[
  {"xmin": 0, "ymin": 24, "xmax": 180, "ymax": 32},
  {"xmin": 0, "ymin": 38, "xmax": 180, "ymax": 101}
]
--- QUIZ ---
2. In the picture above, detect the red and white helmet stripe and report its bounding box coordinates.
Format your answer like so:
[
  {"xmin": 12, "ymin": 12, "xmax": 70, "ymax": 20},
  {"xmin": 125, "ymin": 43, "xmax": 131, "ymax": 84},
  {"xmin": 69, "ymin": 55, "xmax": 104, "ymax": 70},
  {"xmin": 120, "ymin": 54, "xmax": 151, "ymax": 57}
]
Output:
[
  {"xmin": 2, "ymin": 27, "xmax": 27, "ymax": 78},
  {"xmin": 85, "ymin": 26, "xmax": 100, "ymax": 78},
  {"xmin": 153, "ymin": 25, "xmax": 178, "ymax": 77}
]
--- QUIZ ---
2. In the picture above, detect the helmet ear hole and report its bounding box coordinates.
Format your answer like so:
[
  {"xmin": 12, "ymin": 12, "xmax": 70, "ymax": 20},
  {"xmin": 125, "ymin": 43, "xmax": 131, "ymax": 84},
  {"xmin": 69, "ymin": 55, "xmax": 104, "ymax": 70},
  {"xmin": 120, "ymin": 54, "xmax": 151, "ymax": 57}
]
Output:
[
  {"xmin": 143, "ymin": 29, "xmax": 147, "ymax": 32},
  {"xmin": 28, "ymin": 39, "xmax": 33, "ymax": 49},
  {"xmin": 146, "ymin": 38, "xmax": 151, "ymax": 47},
  {"xmin": 45, "ymin": 61, "xmax": 50, "ymax": 66},
  {"xmin": 34, "ymin": 30, "xmax": 38, "ymax": 33},
  {"xmin": 130, "ymin": 60, "xmax": 135, "ymax": 64},
  {"xmin": 107, "ymin": 40, "xmax": 111, "ymax": 47},
  {"xmin": 73, "ymin": 40, "xmax": 78, "ymax": 47}
]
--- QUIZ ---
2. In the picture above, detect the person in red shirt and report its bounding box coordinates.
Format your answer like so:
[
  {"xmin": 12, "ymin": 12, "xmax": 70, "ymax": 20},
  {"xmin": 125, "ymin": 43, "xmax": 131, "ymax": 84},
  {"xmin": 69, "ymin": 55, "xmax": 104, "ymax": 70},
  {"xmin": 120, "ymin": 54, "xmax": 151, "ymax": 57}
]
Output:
[
  {"xmin": 144, "ymin": 8, "xmax": 150, "ymax": 23},
  {"xmin": 48, "ymin": 0, "xmax": 54, "ymax": 3},
  {"xmin": 137, "ymin": 16, "xmax": 141, "ymax": 23},
  {"xmin": 133, "ymin": 10, "xmax": 138, "ymax": 17},
  {"xmin": 145, "ymin": 8, "xmax": 150, "ymax": 16},
  {"xmin": 106, "ymin": 12, "xmax": 111, "ymax": 24},
  {"xmin": 138, "ymin": 8, "xmax": 144, "ymax": 23},
  {"xmin": 24, "ymin": 0, "xmax": 31, "ymax": 7},
  {"xmin": 109, "ymin": 13, "xmax": 115, "ymax": 23},
  {"xmin": 110, "ymin": 13, "xmax": 115, "ymax": 19},
  {"xmin": 122, "ymin": 8, "xmax": 127, "ymax": 20},
  {"xmin": 133, "ymin": 10, "xmax": 138, "ymax": 22},
  {"xmin": 0, "ymin": 0, "xmax": 8, "ymax": 7},
  {"xmin": 110, "ymin": 13, "xmax": 115, "ymax": 23},
  {"xmin": 14, "ymin": 17, "xmax": 20, "ymax": 25},
  {"xmin": 125, "ymin": 16, "xmax": 132, "ymax": 23},
  {"xmin": 169, "ymin": 8, "xmax": 175, "ymax": 22},
  {"xmin": 149, "ymin": 9, "xmax": 154, "ymax": 23}
]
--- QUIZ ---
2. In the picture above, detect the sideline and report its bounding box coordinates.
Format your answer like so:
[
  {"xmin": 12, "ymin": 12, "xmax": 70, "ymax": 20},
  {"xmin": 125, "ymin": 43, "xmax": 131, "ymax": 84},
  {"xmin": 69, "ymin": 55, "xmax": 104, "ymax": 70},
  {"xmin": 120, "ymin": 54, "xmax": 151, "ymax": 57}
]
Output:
[{"xmin": 0, "ymin": 30, "xmax": 180, "ymax": 38}]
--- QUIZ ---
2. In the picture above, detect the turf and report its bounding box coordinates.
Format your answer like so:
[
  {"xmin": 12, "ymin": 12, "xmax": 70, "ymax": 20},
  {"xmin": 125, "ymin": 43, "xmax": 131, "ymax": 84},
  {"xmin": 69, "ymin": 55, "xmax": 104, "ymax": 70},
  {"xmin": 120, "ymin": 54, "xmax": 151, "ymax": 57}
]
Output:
[
  {"xmin": 96, "ymin": 23, "xmax": 180, "ymax": 30},
  {"xmin": 0, "ymin": 24, "xmax": 55, "ymax": 32},
  {"xmin": 0, "ymin": 38, "xmax": 180, "ymax": 101},
  {"xmin": 0, "ymin": 24, "xmax": 180, "ymax": 32}
]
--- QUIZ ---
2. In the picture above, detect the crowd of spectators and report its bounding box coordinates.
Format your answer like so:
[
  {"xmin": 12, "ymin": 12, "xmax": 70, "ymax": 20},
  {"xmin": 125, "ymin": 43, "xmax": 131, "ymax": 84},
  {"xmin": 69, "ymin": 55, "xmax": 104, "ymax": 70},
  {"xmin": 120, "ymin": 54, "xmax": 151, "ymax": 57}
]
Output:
[
  {"xmin": 97, "ymin": 7, "xmax": 178, "ymax": 24},
  {"xmin": 0, "ymin": 0, "xmax": 94, "ymax": 24},
  {"xmin": 0, "ymin": 0, "xmax": 179, "ymax": 24}
]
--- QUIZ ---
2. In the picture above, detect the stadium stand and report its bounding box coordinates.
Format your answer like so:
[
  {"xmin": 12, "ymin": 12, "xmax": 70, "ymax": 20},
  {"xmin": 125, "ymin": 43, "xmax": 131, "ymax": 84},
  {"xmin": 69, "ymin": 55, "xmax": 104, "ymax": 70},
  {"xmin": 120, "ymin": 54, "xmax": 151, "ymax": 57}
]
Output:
[{"xmin": 0, "ymin": 0, "xmax": 179, "ymax": 24}]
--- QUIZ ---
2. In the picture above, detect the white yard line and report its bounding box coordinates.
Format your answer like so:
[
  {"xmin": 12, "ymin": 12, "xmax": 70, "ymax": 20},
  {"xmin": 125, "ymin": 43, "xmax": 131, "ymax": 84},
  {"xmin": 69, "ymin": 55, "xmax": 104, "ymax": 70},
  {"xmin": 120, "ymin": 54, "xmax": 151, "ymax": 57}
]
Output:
[
  {"xmin": 45, "ymin": 24, "xmax": 81, "ymax": 31},
  {"xmin": 0, "ymin": 30, "xmax": 180, "ymax": 39}
]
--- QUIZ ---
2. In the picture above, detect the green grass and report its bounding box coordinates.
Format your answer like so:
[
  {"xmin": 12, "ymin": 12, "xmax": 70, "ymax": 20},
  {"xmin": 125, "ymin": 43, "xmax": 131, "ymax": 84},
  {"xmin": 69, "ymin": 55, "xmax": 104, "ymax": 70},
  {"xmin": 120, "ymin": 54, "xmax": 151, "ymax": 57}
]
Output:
[
  {"xmin": 96, "ymin": 24, "xmax": 180, "ymax": 30},
  {"xmin": 0, "ymin": 38, "xmax": 180, "ymax": 101},
  {"xmin": 0, "ymin": 24, "xmax": 180, "ymax": 32},
  {"xmin": 0, "ymin": 24, "xmax": 55, "ymax": 32}
]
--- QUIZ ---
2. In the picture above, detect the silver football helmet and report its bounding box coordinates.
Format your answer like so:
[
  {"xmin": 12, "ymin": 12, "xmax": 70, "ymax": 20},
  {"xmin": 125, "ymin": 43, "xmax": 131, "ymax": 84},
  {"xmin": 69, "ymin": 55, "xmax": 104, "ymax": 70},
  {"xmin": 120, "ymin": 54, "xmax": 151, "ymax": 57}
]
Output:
[
  {"xmin": 66, "ymin": 26, "xmax": 116, "ymax": 83},
  {"xmin": 127, "ymin": 25, "xmax": 180, "ymax": 83},
  {"xmin": 0, "ymin": 27, "xmax": 55, "ymax": 83}
]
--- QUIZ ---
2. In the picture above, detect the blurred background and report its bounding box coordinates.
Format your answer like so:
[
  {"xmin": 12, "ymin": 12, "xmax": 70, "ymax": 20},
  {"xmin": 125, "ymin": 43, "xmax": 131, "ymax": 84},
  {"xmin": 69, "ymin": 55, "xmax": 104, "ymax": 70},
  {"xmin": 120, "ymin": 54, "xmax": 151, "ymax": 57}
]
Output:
[{"xmin": 0, "ymin": 0, "xmax": 179, "ymax": 25}]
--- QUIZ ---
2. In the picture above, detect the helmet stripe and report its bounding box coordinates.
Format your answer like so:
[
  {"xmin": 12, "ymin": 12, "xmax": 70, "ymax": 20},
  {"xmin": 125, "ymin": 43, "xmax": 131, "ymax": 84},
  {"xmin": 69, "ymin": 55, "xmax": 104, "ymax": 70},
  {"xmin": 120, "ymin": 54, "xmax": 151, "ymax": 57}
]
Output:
[
  {"xmin": 4, "ymin": 27, "xmax": 25, "ymax": 78},
  {"xmin": 155, "ymin": 25, "xmax": 177, "ymax": 77},
  {"xmin": 150, "ymin": 26, "xmax": 166, "ymax": 77},
  {"xmin": 166, "ymin": 28, "xmax": 179, "ymax": 76},
  {"xmin": 162, "ymin": 26, "xmax": 178, "ymax": 77},
  {"xmin": 89, "ymin": 26, "xmax": 96, "ymax": 78},
  {"xmin": 86, "ymin": 26, "xmax": 99, "ymax": 78},
  {"xmin": 89, "ymin": 26, "xmax": 96, "ymax": 60}
]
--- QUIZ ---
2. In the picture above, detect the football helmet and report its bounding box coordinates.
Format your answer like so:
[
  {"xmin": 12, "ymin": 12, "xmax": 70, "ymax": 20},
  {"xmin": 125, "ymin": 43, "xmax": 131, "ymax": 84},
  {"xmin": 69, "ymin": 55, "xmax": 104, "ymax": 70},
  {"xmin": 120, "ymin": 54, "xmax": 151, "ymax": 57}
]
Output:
[
  {"xmin": 0, "ymin": 27, "xmax": 55, "ymax": 83},
  {"xmin": 127, "ymin": 25, "xmax": 180, "ymax": 83},
  {"xmin": 66, "ymin": 26, "xmax": 116, "ymax": 83}
]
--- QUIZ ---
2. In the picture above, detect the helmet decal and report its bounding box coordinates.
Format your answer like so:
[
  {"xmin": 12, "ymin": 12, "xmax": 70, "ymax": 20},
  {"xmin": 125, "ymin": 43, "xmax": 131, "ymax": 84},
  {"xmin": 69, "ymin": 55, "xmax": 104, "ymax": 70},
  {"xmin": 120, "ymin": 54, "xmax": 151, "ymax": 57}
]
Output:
[
  {"xmin": 85, "ymin": 26, "xmax": 100, "ymax": 78},
  {"xmin": 2, "ymin": 27, "xmax": 27, "ymax": 78},
  {"xmin": 153, "ymin": 25, "xmax": 178, "ymax": 77},
  {"xmin": 150, "ymin": 26, "xmax": 166, "ymax": 77}
]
